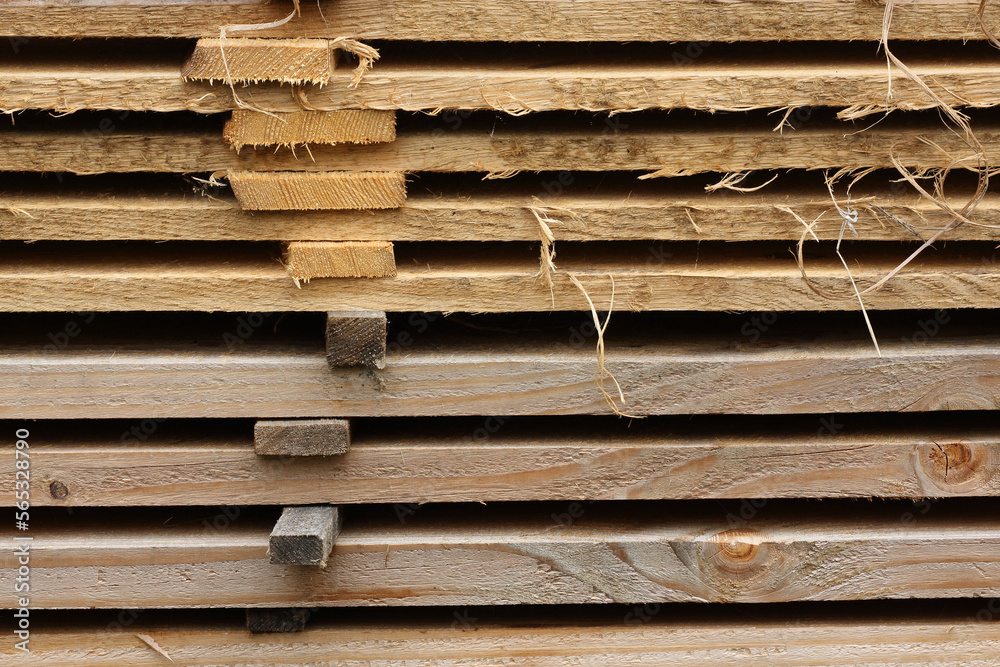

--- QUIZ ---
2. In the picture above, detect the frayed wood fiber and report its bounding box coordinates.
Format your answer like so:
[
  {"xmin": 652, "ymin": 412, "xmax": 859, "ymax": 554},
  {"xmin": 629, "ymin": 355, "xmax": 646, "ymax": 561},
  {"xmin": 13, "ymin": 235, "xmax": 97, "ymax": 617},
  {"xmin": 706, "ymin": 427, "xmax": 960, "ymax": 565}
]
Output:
[
  {"xmin": 224, "ymin": 110, "xmax": 396, "ymax": 149},
  {"xmin": 182, "ymin": 38, "xmax": 331, "ymax": 85},
  {"xmin": 283, "ymin": 241, "xmax": 396, "ymax": 280},
  {"xmin": 228, "ymin": 171, "xmax": 406, "ymax": 211}
]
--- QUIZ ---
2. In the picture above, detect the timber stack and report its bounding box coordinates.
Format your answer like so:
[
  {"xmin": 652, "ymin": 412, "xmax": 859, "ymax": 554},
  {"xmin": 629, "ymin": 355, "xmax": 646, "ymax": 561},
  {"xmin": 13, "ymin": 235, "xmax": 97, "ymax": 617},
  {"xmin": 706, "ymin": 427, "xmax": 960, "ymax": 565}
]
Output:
[{"xmin": 2, "ymin": 1, "xmax": 1000, "ymax": 663}]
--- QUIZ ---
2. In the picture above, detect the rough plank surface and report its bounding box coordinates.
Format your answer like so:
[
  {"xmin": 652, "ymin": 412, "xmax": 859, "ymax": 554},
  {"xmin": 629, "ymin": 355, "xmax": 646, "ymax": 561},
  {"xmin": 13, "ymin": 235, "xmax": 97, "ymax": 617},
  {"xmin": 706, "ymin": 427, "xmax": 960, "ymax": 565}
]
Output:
[
  {"xmin": 269, "ymin": 505, "xmax": 341, "ymax": 566},
  {"xmin": 9, "ymin": 52, "xmax": 1000, "ymax": 113},
  {"xmin": 229, "ymin": 171, "xmax": 407, "ymax": 210},
  {"xmin": 181, "ymin": 38, "xmax": 332, "ymax": 85},
  {"xmin": 3, "ymin": 503, "xmax": 1000, "ymax": 608},
  {"xmin": 10, "ymin": 419, "xmax": 1000, "ymax": 507},
  {"xmin": 253, "ymin": 418, "xmax": 351, "ymax": 457},
  {"xmin": 0, "ymin": 0, "xmax": 996, "ymax": 41},
  {"xmin": 2, "ymin": 187, "xmax": 999, "ymax": 242},
  {"xmin": 326, "ymin": 310, "xmax": 386, "ymax": 368},
  {"xmin": 245, "ymin": 608, "xmax": 309, "ymax": 633},
  {"xmin": 0, "ymin": 243, "xmax": 998, "ymax": 313},
  {"xmin": 224, "ymin": 110, "xmax": 396, "ymax": 149},
  {"xmin": 1, "ymin": 328, "xmax": 1000, "ymax": 418},
  {"xmin": 3, "ymin": 119, "xmax": 998, "ymax": 174},
  {"xmin": 283, "ymin": 241, "xmax": 396, "ymax": 280}
]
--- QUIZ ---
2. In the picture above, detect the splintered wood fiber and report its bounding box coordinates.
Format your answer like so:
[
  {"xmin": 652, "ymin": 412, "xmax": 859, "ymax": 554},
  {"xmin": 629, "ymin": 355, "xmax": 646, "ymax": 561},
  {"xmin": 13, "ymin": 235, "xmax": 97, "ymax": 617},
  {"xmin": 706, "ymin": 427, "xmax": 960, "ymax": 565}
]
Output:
[
  {"xmin": 283, "ymin": 241, "xmax": 396, "ymax": 280},
  {"xmin": 228, "ymin": 171, "xmax": 406, "ymax": 211},
  {"xmin": 181, "ymin": 38, "xmax": 332, "ymax": 85},
  {"xmin": 224, "ymin": 110, "xmax": 396, "ymax": 149}
]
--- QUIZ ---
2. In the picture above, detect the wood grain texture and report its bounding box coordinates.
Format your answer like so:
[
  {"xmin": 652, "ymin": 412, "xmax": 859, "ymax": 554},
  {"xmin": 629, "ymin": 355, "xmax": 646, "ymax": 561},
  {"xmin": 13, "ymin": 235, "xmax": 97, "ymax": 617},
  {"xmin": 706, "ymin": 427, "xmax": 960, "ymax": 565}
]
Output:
[
  {"xmin": 1, "ymin": 326, "xmax": 1000, "ymax": 418},
  {"xmin": 253, "ymin": 418, "xmax": 351, "ymax": 457},
  {"xmin": 2, "ymin": 187, "xmax": 999, "ymax": 242},
  {"xmin": 9, "ymin": 605, "xmax": 1000, "ymax": 666},
  {"xmin": 9, "ymin": 418, "xmax": 1000, "ymax": 507},
  {"xmin": 2, "ymin": 117, "xmax": 996, "ymax": 174},
  {"xmin": 229, "ymin": 171, "xmax": 407, "ymax": 210},
  {"xmin": 182, "ymin": 38, "xmax": 332, "ymax": 85},
  {"xmin": 0, "ymin": 243, "xmax": 998, "ymax": 313},
  {"xmin": 0, "ymin": 0, "xmax": 996, "ymax": 41},
  {"xmin": 7, "ymin": 51, "xmax": 1000, "ymax": 113},
  {"xmin": 223, "ymin": 110, "xmax": 396, "ymax": 149},
  {"xmin": 283, "ymin": 241, "xmax": 396, "ymax": 279},
  {"xmin": 245, "ymin": 607, "xmax": 309, "ymax": 633},
  {"xmin": 269, "ymin": 505, "xmax": 341, "ymax": 566},
  {"xmin": 326, "ymin": 310, "xmax": 386, "ymax": 368},
  {"xmin": 3, "ymin": 503, "xmax": 1000, "ymax": 608}
]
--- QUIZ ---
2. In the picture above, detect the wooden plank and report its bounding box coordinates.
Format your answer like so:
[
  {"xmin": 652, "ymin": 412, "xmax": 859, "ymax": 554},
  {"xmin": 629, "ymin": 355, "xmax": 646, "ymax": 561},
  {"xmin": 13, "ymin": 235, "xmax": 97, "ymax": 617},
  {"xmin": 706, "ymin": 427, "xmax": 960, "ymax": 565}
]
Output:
[
  {"xmin": 0, "ymin": 0, "xmax": 996, "ymax": 42},
  {"xmin": 223, "ymin": 110, "xmax": 396, "ymax": 149},
  {"xmin": 253, "ymin": 418, "xmax": 351, "ymax": 457},
  {"xmin": 0, "ymin": 320, "xmax": 999, "ymax": 418},
  {"xmin": 2, "ymin": 116, "xmax": 996, "ymax": 174},
  {"xmin": 283, "ymin": 241, "xmax": 396, "ymax": 280},
  {"xmin": 182, "ymin": 38, "xmax": 332, "ymax": 85},
  {"xmin": 229, "ymin": 172, "xmax": 407, "ymax": 210},
  {"xmin": 326, "ymin": 310, "xmax": 386, "ymax": 368},
  {"xmin": 4, "ymin": 503, "xmax": 1000, "ymax": 608},
  {"xmin": 269, "ymin": 505, "xmax": 341, "ymax": 566},
  {"xmin": 7, "ymin": 49, "xmax": 1000, "ymax": 113},
  {"xmin": 2, "ymin": 186, "xmax": 999, "ymax": 242},
  {"xmin": 245, "ymin": 608, "xmax": 309, "ymax": 633},
  {"xmin": 12, "ymin": 605, "xmax": 1000, "ymax": 665},
  {"xmin": 0, "ymin": 242, "xmax": 999, "ymax": 313},
  {"xmin": 10, "ymin": 417, "xmax": 1000, "ymax": 507}
]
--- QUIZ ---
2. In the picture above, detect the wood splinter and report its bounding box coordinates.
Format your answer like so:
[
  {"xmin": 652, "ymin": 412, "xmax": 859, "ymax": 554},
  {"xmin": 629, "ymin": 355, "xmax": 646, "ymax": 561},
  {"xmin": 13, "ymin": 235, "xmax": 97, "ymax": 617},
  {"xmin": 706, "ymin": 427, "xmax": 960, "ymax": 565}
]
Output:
[
  {"xmin": 283, "ymin": 241, "xmax": 396, "ymax": 281},
  {"xmin": 224, "ymin": 110, "xmax": 396, "ymax": 150},
  {"xmin": 269, "ymin": 505, "xmax": 342, "ymax": 567},
  {"xmin": 228, "ymin": 171, "xmax": 406, "ymax": 211},
  {"xmin": 327, "ymin": 310, "xmax": 387, "ymax": 369},
  {"xmin": 254, "ymin": 418, "xmax": 352, "ymax": 457},
  {"xmin": 182, "ymin": 38, "xmax": 332, "ymax": 85}
]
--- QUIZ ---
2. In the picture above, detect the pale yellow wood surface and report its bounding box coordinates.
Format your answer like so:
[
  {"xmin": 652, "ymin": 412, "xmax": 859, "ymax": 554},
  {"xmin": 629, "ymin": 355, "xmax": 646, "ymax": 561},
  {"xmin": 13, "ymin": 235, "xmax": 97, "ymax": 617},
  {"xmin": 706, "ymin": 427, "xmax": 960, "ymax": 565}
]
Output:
[
  {"xmin": 1, "ymin": 326, "xmax": 999, "ymax": 418},
  {"xmin": 8, "ymin": 608, "xmax": 1000, "ymax": 666},
  {"xmin": 223, "ymin": 110, "xmax": 396, "ymax": 149},
  {"xmin": 2, "ymin": 504, "xmax": 1000, "ymax": 607},
  {"xmin": 0, "ymin": 243, "xmax": 998, "ymax": 313},
  {"xmin": 0, "ymin": 0, "xmax": 995, "ymax": 41},
  {"xmin": 283, "ymin": 241, "xmax": 396, "ymax": 279},
  {"xmin": 229, "ymin": 171, "xmax": 406, "ymax": 210},
  {"xmin": 1, "ymin": 119, "xmax": 996, "ymax": 173},
  {"xmin": 6, "ymin": 420, "xmax": 997, "ymax": 506},
  {"xmin": 181, "ymin": 38, "xmax": 332, "ymax": 85},
  {"xmin": 5, "ymin": 51, "xmax": 1000, "ymax": 113},
  {"xmin": 1, "ymin": 188, "xmax": 998, "ymax": 242}
]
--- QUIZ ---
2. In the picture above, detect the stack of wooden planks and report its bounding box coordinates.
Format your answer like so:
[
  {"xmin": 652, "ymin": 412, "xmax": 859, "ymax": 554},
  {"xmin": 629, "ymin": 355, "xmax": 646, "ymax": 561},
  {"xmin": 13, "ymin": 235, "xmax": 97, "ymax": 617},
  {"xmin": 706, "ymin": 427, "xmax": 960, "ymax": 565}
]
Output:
[{"xmin": 3, "ymin": 1, "xmax": 1000, "ymax": 664}]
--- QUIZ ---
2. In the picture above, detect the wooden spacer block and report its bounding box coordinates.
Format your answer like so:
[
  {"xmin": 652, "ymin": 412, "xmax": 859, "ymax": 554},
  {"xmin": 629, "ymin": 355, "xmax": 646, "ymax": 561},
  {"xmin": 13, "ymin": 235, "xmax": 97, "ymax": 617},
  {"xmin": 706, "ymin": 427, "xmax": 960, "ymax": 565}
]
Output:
[
  {"xmin": 246, "ymin": 608, "xmax": 311, "ymax": 633},
  {"xmin": 229, "ymin": 171, "xmax": 406, "ymax": 211},
  {"xmin": 182, "ymin": 38, "xmax": 332, "ymax": 85},
  {"xmin": 254, "ymin": 418, "xmax": 351, "ymax": 457},
  {"xmin": 224, "ymin": 110, "xmax": 396, "ymax": 150},
  {"xmin": 327, "ymin": 310, "xmax": 387, "ymax": 368},
  {"xmin": 283, "ymin": 241, "xmax": 396, "ymax": 281},
  {"xmin": 269, "ymin": 505, "xmax": 342, "ymax": 567}
]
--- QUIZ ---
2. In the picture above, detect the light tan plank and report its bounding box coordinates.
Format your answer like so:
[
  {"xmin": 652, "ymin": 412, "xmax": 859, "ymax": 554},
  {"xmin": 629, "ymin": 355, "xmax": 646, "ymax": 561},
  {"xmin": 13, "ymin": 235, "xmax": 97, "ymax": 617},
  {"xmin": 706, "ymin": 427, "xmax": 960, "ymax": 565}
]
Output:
[
  {"xmin": 223, "ymin": 110, "xmax": 396, "ymax": 149},
  {"xmin": 283, "ymin": 241, "xmax": 396, "ymax": 279},
  {"xmin": 0, "ymin": 325, "xmax": 999, "ymax": 418},
  {"xmin": 182, "ymin": 38, "xmax": 332, "ymax": 85},
  {"xmin": 229, "ymin": 171, "xmax": 406, "ymax": 210},
  {"xmin": 2, "ymin": 504, "xmax": 1000, "ymax": 608},
  {"xmin": 6, "ymin": 52, "xmax": 1000, "ymax": 113},
  {"xmin": 1, "ymin": 118, "xmax": 995, "ymax": 173},
  {"xmin": 1, "ymin": 187, "xmax": 998, "ymax": 242},
  {"xmin": 8, "ymin": 419, "xmax": 998, "ymax": 507},
  {"xmin": 0, "ymin": 243, "xmax": 998, "ymax": 313},
  {"xmin": 0, "ymin": 0, "xmax": 995, "ymax": 41},
  {"xmin": 10, "ymin": 607, "xmax": 1000, "ymax": 666}
]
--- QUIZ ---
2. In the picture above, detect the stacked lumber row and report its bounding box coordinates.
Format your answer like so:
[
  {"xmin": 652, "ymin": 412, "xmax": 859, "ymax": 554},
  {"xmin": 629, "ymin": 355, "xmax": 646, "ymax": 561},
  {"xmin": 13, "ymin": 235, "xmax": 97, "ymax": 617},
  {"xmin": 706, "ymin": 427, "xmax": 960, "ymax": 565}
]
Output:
[{"xmin": 3, "ymin": 0, "xmax": 1000, "ymax": 663}]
